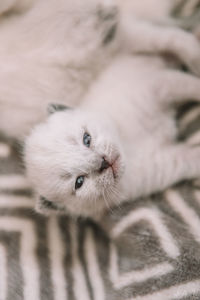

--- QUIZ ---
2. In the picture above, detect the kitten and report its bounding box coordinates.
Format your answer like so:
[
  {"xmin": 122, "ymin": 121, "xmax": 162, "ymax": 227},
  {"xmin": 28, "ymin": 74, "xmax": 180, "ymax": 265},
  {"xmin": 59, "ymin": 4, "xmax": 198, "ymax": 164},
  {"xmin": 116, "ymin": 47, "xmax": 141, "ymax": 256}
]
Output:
[
  {"xmin": 25, "ymin": 54, "xmax": 200, "ymax": 219},
  {"xmin": 1, "ymin": 0, "xmax": 200, "ymax": 138}
]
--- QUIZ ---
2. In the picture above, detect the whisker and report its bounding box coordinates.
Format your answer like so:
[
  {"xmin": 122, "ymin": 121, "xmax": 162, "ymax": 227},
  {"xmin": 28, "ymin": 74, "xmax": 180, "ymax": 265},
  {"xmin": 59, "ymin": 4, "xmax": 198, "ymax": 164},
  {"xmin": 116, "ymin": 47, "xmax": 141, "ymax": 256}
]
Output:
[
  {"xmin": 102, "ymin": 188, "xmax": 115, "ymax": 214},
  {"xmin": 107, "ymin": 185, "xmax": 123, "ymax": 212},
  {"xmin": 103, "ymin": 188, "xmax": 116, "ymax": 215}
]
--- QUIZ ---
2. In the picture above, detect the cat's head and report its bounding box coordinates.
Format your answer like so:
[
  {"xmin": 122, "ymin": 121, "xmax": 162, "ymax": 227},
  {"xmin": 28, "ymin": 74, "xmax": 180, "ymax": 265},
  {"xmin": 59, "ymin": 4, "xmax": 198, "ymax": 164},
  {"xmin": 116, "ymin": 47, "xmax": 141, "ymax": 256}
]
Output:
[{"xmin": 25, "ymin": 104, "xmax": 125, "ymax": 218}]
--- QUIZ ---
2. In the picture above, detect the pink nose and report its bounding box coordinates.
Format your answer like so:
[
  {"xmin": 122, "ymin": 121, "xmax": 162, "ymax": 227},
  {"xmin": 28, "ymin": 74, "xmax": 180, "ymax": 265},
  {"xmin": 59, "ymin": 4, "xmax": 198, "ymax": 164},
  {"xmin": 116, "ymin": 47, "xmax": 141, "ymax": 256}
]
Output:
[{"xmin": 99, "ymin": 157, "xmax": 110, "ymax": 172}]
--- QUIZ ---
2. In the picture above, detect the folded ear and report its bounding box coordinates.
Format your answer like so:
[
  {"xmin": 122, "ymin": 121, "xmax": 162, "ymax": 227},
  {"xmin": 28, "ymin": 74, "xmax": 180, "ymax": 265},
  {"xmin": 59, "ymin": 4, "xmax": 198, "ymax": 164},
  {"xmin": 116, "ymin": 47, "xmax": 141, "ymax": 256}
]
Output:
[
  {"xmin": 35, "ymin": 195, "xmax": 66, "ymax": 215},
  {"xmin": 47, "ymin": 103, "xmax": 72, "ymax": 115}
]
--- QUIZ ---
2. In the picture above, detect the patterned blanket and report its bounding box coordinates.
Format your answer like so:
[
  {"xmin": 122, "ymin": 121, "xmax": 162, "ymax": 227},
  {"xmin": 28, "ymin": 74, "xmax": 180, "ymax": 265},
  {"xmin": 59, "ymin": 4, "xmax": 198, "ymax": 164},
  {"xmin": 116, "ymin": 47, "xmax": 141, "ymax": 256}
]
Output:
[{"xmin": 1, "ymin": 1, "xmax": 200, "ymax": 300}]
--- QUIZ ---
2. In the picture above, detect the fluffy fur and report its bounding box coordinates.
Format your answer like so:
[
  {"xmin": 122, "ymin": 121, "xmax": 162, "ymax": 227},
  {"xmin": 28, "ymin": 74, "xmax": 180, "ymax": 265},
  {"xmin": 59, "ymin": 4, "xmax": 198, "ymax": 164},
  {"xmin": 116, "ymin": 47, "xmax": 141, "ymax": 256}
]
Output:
[
  {"xmin": 25, "ymin": 54, "xmax": 200, "ymax": 218},
  {"xmin": 1, "ymin": 0, "xmax": 200, "ymax": 138}
]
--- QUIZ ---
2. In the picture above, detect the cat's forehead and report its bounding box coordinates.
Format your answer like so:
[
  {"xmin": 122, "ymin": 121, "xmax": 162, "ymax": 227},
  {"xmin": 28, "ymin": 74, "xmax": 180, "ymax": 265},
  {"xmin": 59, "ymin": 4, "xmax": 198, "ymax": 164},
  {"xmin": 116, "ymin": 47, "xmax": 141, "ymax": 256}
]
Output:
[
  {"xmin": 29, "ymin": 116, "xmax": 97, "ymax": 167},
  {"xmin": 26, "ymin": 109, "xmax": 119, "ymax": 173},
  {"xmin": 48, "ymin": 111, "xmax": 85, "ymax": 133},
  {"xmin": 48, "ymin": 109, "xmax": 111, "ymax": 132},
  {"xmin": 46, "ymin": 110, "xmax": 100, "ymax": 140}
]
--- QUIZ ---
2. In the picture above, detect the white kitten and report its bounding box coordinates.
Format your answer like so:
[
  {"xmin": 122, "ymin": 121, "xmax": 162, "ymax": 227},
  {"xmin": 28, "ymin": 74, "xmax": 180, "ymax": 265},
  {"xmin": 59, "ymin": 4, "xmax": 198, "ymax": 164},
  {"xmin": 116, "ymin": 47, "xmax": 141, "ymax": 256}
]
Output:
[
  {"xmin": 25, "ymin": 54, "xmax": 200, "ymax": 218},
  {"xmin": 1, "ymin": 0, "xmax": 200, "ymax": 138}
]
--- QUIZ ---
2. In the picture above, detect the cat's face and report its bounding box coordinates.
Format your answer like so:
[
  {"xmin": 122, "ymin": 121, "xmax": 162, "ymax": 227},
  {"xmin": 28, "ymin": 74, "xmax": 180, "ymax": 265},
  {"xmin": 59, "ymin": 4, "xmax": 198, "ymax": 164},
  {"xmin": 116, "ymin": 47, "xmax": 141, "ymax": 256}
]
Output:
[{"xmin": 25, "ymin": 107, "xmax": 125, "ymax": 217}]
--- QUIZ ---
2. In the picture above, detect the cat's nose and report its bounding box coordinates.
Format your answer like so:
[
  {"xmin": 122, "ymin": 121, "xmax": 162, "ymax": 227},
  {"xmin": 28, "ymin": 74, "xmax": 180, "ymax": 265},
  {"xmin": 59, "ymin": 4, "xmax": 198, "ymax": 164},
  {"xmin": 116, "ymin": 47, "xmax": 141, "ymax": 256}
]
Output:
[{"xmin": 99, "ymin": 157, "xmax": 110, "ymax": 173}]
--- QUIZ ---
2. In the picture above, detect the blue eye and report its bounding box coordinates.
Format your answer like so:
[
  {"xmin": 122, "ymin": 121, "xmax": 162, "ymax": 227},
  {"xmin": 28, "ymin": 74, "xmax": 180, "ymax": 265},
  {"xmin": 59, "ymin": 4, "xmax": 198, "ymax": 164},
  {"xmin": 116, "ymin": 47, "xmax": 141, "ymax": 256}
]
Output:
[
  {"xmin": 83, "ymin": 132, "xmax": 91, "ymax": 147},
  {"xmin": 75, "ymin": 175, "xmax": 85, "ymax": 190}
]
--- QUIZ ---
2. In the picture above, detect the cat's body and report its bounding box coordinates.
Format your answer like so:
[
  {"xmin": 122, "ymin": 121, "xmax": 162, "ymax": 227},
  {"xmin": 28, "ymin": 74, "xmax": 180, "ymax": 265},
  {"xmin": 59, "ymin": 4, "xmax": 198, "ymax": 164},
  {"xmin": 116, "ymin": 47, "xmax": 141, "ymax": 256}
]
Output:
[
  {"xmin": 25, "ymin": 54, "xmax": 200, "ymax": 218},
  {"xmin": 1, "ymin": 0, "xmax": 200, "ymax": 138},
  {"xmin": 0, "ymin": 0, "xmax": 119, "ymax": 138}
]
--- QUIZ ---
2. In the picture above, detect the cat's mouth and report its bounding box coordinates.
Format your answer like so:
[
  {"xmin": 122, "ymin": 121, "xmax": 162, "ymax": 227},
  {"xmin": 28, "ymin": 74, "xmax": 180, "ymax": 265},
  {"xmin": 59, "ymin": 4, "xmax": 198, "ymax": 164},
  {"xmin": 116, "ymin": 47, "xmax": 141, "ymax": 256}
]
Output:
[
  {"xmin": 110, "ymin": 155, "xmax": 120, "ymax": 179},
  {"xmin": 99, "ymin": 153, "xmax": 123, "ymax": 181}
]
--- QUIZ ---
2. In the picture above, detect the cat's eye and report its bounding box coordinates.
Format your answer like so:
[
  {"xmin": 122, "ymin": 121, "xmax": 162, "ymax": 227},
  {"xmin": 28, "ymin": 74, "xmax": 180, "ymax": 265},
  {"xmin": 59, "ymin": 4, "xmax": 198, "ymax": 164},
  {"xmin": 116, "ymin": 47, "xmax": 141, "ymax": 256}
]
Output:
[
  {"xmin": 75, "ymin": 175, "xmax": 85, "ymax": 190},
  {"xmin": 83, "ymin": 132, "xmax": 91, "ymax": 148}
]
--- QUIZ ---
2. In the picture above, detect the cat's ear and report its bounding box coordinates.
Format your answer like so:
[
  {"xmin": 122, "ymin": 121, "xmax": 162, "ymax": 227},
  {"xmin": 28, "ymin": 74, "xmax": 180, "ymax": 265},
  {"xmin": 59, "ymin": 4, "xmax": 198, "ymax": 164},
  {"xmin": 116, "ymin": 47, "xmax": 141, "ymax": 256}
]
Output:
[
  {"xmin": 47, "ymin": 103, "xmax": 72, "ymax": 115},
  {"xmin": 35, "ymin": 195, "xmax": 66, "ymax": 215}
]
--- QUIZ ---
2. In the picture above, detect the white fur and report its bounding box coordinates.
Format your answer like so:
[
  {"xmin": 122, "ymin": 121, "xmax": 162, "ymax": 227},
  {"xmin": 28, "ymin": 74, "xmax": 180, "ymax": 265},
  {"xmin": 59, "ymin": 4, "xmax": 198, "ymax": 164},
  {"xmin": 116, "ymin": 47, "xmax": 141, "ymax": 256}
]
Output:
[
  {"xmin": 1, "ymin": 0, "xmax": 200, "ymax": 138},
  {"xmin": 25, "ymin": 55, "xmax": 200, "ymax": 218}
]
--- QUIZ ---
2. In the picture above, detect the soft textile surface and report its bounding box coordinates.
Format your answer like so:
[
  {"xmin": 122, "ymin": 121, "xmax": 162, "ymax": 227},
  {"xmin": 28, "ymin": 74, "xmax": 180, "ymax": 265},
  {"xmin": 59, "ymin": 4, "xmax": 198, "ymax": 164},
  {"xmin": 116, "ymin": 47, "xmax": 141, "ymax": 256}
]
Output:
[{"xmin": 1, "ymin": 108, "xmax": 200, "ymax": 300}]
